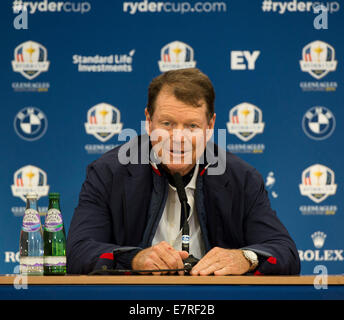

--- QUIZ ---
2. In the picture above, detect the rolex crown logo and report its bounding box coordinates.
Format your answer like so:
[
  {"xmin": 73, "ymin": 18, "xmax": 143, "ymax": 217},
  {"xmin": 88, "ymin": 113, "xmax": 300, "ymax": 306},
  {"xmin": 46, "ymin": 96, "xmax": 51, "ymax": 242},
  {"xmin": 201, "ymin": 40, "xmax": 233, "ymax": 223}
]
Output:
[{"xmin": 311, "ymin": 231, "xmax": 327, "ymax": 249}]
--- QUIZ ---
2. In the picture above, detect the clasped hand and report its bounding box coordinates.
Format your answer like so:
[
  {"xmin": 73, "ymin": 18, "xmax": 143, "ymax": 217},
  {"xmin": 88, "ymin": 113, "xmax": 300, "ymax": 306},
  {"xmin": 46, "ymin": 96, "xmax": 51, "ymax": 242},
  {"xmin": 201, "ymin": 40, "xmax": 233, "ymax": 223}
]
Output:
[{"xmin": 131, "ymin": 241, "xmax": 250, "ymax": 276}]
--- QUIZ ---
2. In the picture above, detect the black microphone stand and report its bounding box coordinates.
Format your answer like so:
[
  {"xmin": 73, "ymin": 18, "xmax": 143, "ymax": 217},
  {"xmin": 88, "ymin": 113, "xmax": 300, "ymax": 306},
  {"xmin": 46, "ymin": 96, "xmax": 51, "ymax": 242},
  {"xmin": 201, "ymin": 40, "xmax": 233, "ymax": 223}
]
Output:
[{"xmin": 173, "ymin": 173, "xmax": 199, "ymax": 273}]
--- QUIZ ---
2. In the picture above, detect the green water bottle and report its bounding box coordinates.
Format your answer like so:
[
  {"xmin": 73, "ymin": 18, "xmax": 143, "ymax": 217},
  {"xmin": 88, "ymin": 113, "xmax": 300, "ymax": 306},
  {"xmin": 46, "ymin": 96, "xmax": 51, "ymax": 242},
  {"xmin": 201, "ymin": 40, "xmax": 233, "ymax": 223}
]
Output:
[{"xmin": 43, "ymin": 193, "xmax": 66, "ymax": 275}]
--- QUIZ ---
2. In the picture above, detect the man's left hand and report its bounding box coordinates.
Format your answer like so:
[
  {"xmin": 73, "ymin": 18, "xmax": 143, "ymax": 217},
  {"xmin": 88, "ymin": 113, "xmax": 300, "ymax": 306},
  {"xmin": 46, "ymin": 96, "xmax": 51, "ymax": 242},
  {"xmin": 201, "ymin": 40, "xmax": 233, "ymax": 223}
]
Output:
[{"xmin": 190, "ymin": 248, "xmax": 250, "ymax": 276}]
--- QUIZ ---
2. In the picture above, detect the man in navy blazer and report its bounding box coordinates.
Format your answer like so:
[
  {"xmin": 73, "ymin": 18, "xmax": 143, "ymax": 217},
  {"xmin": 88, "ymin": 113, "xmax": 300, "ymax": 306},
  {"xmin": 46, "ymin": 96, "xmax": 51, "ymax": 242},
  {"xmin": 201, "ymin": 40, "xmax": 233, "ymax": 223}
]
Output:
[{"xmin": 67, "ymin": 68, "xmax": 300, "ymax": 275}]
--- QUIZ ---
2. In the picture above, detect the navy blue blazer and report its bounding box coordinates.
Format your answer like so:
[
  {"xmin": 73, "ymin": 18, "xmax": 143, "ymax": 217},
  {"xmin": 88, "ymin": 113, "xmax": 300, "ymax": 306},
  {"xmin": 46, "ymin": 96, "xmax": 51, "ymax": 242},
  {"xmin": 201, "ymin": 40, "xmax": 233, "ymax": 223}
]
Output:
[{"xmin": 67, "ymin": 135, "xmax": 300, "ymax": 275}]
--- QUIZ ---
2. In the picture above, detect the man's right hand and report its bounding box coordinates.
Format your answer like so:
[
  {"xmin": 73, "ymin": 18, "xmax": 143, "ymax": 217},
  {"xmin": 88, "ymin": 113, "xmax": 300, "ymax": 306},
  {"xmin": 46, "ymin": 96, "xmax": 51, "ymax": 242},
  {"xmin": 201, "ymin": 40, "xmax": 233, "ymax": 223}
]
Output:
[{"xmin": 131, "ymin": 241, "xmax": 189, "ymax": 275}]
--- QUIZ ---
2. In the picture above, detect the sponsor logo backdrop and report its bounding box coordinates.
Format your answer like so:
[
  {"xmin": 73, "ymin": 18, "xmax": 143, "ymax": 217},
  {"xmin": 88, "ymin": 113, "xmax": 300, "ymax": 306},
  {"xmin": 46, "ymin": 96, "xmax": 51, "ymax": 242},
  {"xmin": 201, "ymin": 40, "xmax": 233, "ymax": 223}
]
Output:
[{"xmin": 1, "ymin": 0, "xmax": 343, "ymax": 274}]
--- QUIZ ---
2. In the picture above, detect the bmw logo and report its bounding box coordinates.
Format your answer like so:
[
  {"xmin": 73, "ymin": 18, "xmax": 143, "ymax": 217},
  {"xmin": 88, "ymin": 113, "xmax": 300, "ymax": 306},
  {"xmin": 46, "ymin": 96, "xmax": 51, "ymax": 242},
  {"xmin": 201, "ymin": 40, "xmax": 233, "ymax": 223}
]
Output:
[
  {"xmin": 14, "ymin": 107, "xmax": 48, "ymax": 141},
  {"xmin": 302, "ymin": 106, "xmax": 335, "ymax": 141}
]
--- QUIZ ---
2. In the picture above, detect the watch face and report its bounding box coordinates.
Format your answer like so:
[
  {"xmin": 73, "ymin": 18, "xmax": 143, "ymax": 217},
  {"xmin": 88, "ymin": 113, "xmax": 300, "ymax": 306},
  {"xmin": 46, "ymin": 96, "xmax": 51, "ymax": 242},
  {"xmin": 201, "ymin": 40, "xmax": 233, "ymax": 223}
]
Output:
[
  {"xmin": 244, "ymin": 250, "xmax": 258, "ymax": 263},
  {"xmin": 243, "ymin": 250, "xmax": 258, "ymax": 272},
  {"xmin": 247, "ymin": 251, "xmax": 256, "ymax": 260}
]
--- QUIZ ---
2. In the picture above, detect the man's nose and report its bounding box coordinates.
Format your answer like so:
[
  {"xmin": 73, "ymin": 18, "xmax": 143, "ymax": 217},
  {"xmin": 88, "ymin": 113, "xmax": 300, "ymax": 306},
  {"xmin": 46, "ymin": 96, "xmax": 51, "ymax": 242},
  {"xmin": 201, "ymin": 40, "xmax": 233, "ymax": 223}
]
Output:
[{"xmin": 171, "ymin": 128, "xmax": 185, "ymax": 143}]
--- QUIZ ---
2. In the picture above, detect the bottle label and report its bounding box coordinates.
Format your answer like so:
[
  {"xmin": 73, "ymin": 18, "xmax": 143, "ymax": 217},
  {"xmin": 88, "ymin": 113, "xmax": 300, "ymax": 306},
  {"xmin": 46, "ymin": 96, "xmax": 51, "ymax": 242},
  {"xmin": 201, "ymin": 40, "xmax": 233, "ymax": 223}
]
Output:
[
  {"xmin": 20, "ymin": 256, "xmax": 43, "ymax": 274},
  {"xmin": 22, "ymin": 209, "xmax": 41, "ymax": 232},
  {"xmin": 44, "ymin": 256, "xmax": 66, "ymax": 267},
  {"xmin": 44, "ymin": 209, "xmax": 63, "ymax": 232}
]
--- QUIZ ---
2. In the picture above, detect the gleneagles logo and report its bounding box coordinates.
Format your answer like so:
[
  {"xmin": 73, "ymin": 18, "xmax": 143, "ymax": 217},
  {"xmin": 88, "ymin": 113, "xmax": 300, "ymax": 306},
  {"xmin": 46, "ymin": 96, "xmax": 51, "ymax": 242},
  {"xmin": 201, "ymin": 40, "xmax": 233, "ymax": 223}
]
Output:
[{"xmin": 298, "ymin": 231, "xmax": 343, "ymax": 262}]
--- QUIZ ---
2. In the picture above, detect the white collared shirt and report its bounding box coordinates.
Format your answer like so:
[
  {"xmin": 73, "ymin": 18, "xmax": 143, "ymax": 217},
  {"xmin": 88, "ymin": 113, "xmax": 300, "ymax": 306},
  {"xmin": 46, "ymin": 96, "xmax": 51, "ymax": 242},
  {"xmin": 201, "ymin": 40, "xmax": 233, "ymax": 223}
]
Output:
[{"xmin": 152, "ymin": 164, "xmax": 205, "ymax": 259}]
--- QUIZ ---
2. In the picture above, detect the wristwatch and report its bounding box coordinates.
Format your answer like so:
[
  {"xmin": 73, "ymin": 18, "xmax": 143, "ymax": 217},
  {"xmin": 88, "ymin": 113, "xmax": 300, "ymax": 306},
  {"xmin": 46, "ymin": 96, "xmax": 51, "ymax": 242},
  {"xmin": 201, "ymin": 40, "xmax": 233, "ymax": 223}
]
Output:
[{"xmin": 241, "ymin": 250, "xmax": 259, "ymax": 272}]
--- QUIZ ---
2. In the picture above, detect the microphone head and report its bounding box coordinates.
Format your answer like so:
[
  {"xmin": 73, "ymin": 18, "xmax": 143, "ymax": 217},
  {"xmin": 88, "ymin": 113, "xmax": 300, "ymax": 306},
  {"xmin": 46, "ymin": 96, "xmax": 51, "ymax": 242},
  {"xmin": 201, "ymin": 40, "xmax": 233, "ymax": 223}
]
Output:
[{"xmin": 172, "ymin": 173, "xmax": 187, "ymax": 203}]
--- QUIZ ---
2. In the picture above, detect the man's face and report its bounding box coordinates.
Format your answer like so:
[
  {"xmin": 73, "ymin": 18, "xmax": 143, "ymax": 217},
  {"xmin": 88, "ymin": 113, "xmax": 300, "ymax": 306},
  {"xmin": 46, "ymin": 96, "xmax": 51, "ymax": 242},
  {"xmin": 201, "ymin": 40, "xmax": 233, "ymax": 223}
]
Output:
[{"xmin": 145, "ymin": 87, "xmax": 216, "ymax": 176}]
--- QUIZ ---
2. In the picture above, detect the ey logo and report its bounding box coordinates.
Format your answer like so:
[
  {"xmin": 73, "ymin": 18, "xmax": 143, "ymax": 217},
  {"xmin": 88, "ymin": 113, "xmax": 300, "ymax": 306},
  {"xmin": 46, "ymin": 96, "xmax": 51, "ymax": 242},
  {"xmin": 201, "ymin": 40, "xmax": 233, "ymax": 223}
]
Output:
[{"xmin": 230, "ymin": 51, "xmax": 260, "ymax": 70}]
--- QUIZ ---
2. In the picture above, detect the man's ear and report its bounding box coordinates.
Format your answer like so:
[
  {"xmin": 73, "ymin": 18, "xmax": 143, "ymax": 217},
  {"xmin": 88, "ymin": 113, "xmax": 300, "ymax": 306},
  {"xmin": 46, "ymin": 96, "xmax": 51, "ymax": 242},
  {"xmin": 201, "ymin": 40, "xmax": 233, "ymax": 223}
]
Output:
[
  {"xmin": 206, "ymin": 113, "xmax": 216, "ymax": 142},
  {"xmin": 145, "ymin": 108, "xmax": 151, "ymax": 135}
]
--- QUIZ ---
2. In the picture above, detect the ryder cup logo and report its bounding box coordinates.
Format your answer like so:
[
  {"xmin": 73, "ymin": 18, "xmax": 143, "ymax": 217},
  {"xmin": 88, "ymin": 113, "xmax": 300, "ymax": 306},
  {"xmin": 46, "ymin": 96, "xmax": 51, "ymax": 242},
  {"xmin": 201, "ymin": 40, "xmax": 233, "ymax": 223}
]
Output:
[
  {"xmin": 84, "ymin": 103, "xmax": 123, "ymax": 142},
  {"xmin": 11, "ymin": 41, "xmax": 50, "ymax": 80},
  {"xmin": 299, "ymin": 41, "xmax": 337, "ymax": 80},
  {"xmin": 158, "ymin": 41, "xmax": 196, "ymax": 72},
  {"xmin": 299, "ymin": 164, "xmax": 337, "ymax": 203},
  {"xmin": 11, "ymin": 165, "xmax": 50, "ymax": 202},
  {"xmin": 226, "ymin": 103, "xmax": 265, "ymax": 141},
  {"xmin": 14, "ymin": 107, "xmax": 48, "ymax": 141},
  {"xmin": 302, "ymin": 107, "xmax": 335, "ymax": 141}
]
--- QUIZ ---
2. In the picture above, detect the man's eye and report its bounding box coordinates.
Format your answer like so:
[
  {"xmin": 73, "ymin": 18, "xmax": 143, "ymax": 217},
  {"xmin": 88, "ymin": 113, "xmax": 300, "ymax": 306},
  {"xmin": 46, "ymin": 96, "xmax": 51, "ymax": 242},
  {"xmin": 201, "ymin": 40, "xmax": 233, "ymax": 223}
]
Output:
[
  {"xmin": 162, "ymin": 121, "xmax": 170, "ymax": 127},
  {"xmin": 189, "ymin": 124, "xmax": 198, "ymax": 129}
]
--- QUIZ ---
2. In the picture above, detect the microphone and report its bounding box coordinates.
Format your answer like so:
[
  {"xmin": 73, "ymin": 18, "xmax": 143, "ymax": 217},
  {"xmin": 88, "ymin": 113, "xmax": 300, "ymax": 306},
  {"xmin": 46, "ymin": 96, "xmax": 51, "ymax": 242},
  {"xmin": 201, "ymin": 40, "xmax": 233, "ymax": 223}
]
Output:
[
  {"xmin": 172, "ymin": 173, "xmax": 199, "ymax": 272},
  {"xmin": 89, "ymin": 251, "xmax": 188, "ymax": 275}
]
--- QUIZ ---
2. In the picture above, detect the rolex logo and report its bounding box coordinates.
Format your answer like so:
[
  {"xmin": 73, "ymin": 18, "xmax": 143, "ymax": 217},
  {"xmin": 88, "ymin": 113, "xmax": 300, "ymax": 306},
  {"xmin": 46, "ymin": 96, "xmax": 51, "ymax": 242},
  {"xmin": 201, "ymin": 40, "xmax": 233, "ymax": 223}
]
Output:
[
  {"xmin": 299, "ymin": 232, "xmax": 343, "ymax": 262},
  {"xmin": 311, "ymin": 231, "xmax": 327, "ymax": 249}
]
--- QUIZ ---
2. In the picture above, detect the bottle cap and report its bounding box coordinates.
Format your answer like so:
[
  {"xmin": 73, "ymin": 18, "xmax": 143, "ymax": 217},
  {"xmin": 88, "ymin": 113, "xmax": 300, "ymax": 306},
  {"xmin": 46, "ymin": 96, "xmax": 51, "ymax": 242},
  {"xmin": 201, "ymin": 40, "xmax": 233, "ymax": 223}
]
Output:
[
  {"xmin": 26, "ymin": 193, "xmax": 38, "ymax": 199},
  {"xmin": 49, "ymin": 192, "xmax": 60, "ymax": 199}
]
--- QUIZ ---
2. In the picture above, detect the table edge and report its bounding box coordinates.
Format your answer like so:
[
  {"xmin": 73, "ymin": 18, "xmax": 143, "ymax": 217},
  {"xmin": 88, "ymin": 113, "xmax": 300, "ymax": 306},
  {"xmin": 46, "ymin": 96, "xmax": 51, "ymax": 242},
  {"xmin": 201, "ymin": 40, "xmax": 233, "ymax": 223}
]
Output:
[{"xmin": 0, "ymin": 275, "xmax": 343, "ymax": 285}]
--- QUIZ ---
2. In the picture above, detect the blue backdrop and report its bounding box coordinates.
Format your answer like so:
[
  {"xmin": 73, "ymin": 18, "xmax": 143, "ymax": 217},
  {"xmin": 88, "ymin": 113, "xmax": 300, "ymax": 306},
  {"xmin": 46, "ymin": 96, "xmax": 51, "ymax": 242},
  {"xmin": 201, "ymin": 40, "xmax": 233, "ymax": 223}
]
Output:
[{"xmin": 1, "ymin": 0, "xmax": 343, "ymax": 275}]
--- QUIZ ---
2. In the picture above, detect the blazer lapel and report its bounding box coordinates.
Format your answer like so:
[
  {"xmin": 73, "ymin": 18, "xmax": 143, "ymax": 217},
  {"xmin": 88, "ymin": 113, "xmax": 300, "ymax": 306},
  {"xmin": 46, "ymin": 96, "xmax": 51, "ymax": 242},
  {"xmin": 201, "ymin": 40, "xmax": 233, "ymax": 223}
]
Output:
[
  {"xmin": 123, "ymin": 163, "xmax": 152, "ymax": 245},
  {"xmin": 122, "ymin": 135, "xmax": 153, "ymax": 245},
  {"xmin": 203, "ymin": 168, "xmax": 235, "ymax": 247}
]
